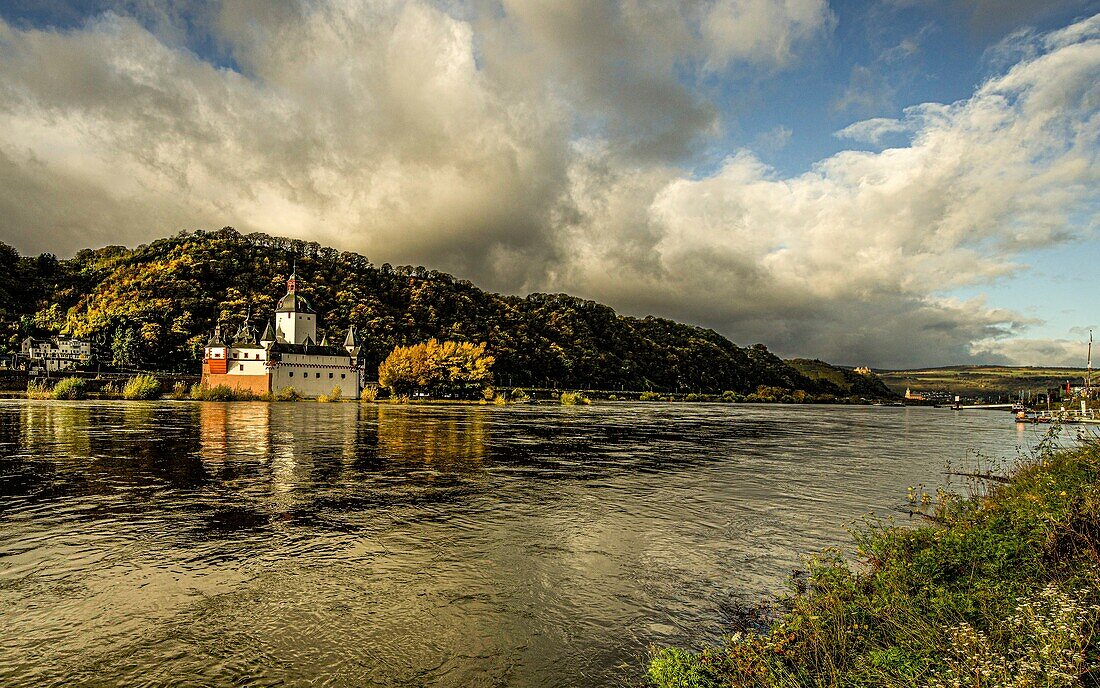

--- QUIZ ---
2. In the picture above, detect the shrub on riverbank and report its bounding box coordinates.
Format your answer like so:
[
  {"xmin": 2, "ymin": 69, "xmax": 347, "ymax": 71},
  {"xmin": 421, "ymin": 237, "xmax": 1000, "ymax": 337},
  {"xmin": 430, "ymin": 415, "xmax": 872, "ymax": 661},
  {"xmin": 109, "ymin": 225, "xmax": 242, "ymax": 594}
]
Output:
[
  {"xmin": 560, "ymin": 391, "xmax": 591, "ymax": 406},
  {"xmin": 647, "ymin": 438, "xmax": 1100, "ymax": 687},
  {"xmin": 272, "ymin": 386, "xmax": 300, "ymax": 401},
  {"xmin": 51, "ymin": 377, "xmax": 87, "ymax": 400},
  {"xmin": 191, "ymin": 383, "xmax": 239, "ymax": 401},
  {"xmin": 640, "ymin": 391, "xmax": 663, "ymax": 401},
  {"xmin": 317, "ymin": 386, "xmax": 342, "ymax": 402},
  {"xmin": 122, "ymin": 374, "xmax": 161, "ymax": 400},
  {"xmin": 26, "ymin": 379, "xmax": 52, "ymax": 399}
]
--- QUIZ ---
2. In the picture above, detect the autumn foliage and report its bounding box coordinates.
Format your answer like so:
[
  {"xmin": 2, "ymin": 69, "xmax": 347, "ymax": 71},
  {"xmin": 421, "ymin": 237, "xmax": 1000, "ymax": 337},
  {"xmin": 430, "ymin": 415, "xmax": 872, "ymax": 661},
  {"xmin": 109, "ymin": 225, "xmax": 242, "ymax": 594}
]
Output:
[{"xmin": 378, "ymin": 339, "xmax": 494, "ymax": 399}]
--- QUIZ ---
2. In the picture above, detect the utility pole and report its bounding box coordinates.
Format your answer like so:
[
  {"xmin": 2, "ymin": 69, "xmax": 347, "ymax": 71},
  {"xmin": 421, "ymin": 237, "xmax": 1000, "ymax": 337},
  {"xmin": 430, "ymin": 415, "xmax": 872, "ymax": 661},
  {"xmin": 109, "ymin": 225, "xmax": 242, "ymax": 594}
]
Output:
[{"xmin": 1087, "ymin": 329, "xmax": 1093, "ymax": 400}]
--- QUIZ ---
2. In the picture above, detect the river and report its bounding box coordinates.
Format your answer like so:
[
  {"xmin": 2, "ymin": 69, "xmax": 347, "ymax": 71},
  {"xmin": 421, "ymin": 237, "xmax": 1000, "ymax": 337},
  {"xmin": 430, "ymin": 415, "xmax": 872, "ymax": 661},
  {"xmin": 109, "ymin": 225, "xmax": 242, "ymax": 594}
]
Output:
[{"xmin": 0, "ymin": 400, "xmax": 1057, "ymax": 686}]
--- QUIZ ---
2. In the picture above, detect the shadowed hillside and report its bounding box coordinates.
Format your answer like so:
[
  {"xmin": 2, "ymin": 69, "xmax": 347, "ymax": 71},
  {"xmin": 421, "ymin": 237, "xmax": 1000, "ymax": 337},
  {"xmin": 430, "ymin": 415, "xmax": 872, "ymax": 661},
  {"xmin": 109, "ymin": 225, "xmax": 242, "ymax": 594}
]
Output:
[{"xmin": 787, "ymin": 359, "xmax": 896, "ymax": 399}]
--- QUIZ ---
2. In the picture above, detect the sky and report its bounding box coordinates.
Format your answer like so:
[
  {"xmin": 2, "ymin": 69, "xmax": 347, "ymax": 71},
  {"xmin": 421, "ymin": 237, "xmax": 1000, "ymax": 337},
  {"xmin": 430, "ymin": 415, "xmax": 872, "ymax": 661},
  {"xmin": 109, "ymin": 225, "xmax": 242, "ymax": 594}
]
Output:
[{"xmin": 0, "ymin": 0, "xmax": 1096, "ymax": 369}]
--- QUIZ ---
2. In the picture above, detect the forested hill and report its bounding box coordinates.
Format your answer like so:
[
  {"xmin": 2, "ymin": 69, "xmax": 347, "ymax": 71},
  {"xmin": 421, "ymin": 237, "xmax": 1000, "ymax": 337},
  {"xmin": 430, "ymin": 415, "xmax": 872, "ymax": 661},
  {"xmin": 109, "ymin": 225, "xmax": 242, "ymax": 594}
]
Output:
[{"xmin": 0, "ymin": 228, "xmax": 892, "ymax": 396}]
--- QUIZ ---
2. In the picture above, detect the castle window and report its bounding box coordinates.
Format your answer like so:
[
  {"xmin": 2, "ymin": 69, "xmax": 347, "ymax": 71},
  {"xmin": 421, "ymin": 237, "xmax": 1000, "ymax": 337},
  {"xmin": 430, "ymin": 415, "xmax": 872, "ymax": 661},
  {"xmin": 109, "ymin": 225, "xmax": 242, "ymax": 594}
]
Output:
[
  {"xmin": 316, "ymin": 372, "xmax": 321, "ymax": 378},
  {"xmin": 341, "ymin": 374, "xmax": 346, "ymax": 379},
  {"xmin": 289, "ymin": 372, "xmax": 294, "ymax": 377},
  {"xmin": 329, "ymin": 372, "xmax": 333, "ymax": 379}
]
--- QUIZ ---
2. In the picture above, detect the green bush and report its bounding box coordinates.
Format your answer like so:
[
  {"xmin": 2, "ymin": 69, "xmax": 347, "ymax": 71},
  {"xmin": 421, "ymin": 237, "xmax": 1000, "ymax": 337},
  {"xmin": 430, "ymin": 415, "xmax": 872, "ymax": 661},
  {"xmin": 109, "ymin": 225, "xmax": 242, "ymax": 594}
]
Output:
[
  {"xmin": 272, "ymin": 386, "xmax": 301, "ymax": 402},
  {"xmin": 646, "ymin": 438, "xmax": 1100, "ymax": 687},
  {"xmin": 190, "ymin": 383, "xmax": 232, "ymax": 401},
  {"xmin": 510, "ymin": 387, "xmax": 531, "ymax": 402},
  {"xmin": 560, "ymin": 391, "xmax": 591, "ymax": 406},
  {"xmin": 317, "ymin": 385, "xmax": 342, "ymax": 402},
  {"xmin": 122, "ymin": 374, "xmax": 161, "ymax": 400},
  {"xmin": 359, "ymin": 386, "xmax": 378, "ymax": 402},
  {"xmin": 189, "ymin": 383, "xmax": 262, "ymax": 401},
  {"xmin": 640, "ymin": 391, "xmax": 662, "ymax": 401},
  {"xmin": 720, "ymin": 390, "xmax": 742, "ymax": 403},
  {"xmin": 26, "ymin": 379, "xmax": 52, "ymax": 399},
  {"xmin": 52, "ymin": 377, "xmax": 88, "ymax": 400},
  {"xmin": 170, "ymin": 381, "xmax": 189, "ymax": 399}
]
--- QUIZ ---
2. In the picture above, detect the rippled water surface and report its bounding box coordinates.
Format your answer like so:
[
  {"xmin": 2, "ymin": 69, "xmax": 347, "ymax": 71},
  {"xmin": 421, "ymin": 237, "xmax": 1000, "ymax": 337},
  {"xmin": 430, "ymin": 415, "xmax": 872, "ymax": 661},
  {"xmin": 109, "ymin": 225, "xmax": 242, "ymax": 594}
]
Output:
[{"xmin": 0, "ymin": 400, "xmax": 1054, "ymax": 686}]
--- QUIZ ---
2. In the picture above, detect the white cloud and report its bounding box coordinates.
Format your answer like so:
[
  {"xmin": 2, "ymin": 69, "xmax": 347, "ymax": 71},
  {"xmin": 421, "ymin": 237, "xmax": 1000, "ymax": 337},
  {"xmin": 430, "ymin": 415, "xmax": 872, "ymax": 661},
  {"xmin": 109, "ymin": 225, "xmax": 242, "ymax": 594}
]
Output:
[
  {"xmin": 835, "ymin": 117, "xmax": 911, "ymax": 144},
  {"xmin": 970, "ymin": 337, "xmax": 1092, "ymax": 367},
  {"xmin": 699, "ymin": 0, "xmax": 835, "ymax": 69}
]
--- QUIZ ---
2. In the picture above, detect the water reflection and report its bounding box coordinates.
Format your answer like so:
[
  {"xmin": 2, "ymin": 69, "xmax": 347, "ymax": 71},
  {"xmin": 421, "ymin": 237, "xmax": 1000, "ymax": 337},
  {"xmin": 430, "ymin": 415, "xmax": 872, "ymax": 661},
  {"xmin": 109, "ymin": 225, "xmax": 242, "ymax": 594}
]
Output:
[
  {"xmin": 0, "ymin": 400, "xmax": 1063, "ymax": 688},
  {"xmin": 375, "ymin": 405, "xmax": 489, "ymax": 468}
]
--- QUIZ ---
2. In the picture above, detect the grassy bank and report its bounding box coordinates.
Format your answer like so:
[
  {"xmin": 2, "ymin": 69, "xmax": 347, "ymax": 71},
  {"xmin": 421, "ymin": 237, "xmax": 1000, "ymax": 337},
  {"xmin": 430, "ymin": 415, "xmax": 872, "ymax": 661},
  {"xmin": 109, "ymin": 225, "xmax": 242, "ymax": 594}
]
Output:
[
  {"xmin": 877, "ymin": 365, "xmax": 1091, "ymax": 398},
  {"xmin": 648, "ymin": 437, "xmax": 1100, "ymax": 687}
]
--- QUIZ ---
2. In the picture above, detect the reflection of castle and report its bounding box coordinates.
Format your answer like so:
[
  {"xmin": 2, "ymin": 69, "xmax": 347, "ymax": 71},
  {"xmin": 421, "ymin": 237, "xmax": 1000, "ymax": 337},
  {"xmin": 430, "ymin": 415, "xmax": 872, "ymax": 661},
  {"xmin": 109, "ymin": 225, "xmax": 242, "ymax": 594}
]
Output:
[
  {"xmin": 198, "ymin": 402, "xmax": 363, "ymax": 500},
  {"xmin": 202, "ymin": 271, "xmax": 364, "ymax": 398},
  {"xmin": 199, "ymin": 402, "xmax": 272, "ymax": 460}
]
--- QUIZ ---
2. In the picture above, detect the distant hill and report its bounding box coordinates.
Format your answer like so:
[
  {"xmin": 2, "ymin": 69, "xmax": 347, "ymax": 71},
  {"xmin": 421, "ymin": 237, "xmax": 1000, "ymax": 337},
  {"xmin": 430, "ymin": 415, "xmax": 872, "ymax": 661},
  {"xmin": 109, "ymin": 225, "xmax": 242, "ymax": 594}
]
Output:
[
  {"xmin": 0, "ymin": 228, "xmax": 895, "ymax": 397},
  {"xmin": 786, "ymin": 358, "xmax": 896, "ymax": 399},
  {"xmin": 877, "ymin": 365, "xmax": 1091, "ymax": 397}
]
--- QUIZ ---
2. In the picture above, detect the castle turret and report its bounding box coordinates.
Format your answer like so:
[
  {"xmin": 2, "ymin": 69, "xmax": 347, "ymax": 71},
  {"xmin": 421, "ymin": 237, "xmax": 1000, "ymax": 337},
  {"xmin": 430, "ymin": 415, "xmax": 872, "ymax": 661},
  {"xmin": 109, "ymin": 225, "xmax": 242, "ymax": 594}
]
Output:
[
  {"xmin": 344, "ymin": 325, "xmax": 361, "ymax": 359},
  {"xmin": 274, "ymin": 270, "xmax": 316, "ymax": 345},
  {"xmin": 260, "ymin": 320, "xmax": 275, "ymax": 348}
]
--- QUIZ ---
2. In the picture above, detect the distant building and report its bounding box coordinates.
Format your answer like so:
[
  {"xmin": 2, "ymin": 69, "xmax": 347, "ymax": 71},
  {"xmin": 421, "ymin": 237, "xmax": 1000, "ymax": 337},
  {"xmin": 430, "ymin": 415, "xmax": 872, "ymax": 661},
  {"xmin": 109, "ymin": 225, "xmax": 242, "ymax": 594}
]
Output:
[
  {"xmin": 21, "ymin": 336, "xmax": 92, "ymax": 372},
  {"xmin": 853, "ymin": 367, "xmax": 872, "ymax": 376},
  {"xmin": 904, "ymin": 387, "xmax": 925, "ymax": 401},
  {"xmin": 201, "ymin": 271, "xmax": 364, "ymax": 397}
]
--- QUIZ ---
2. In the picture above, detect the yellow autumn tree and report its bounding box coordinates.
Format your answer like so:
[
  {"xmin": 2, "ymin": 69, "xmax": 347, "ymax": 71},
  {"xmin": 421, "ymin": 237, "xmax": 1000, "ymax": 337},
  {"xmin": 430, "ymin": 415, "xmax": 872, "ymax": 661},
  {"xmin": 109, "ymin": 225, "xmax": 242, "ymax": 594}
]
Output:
[{"xmin": 378, "ymin": 339, "xmax": 494, "ymax": 398}]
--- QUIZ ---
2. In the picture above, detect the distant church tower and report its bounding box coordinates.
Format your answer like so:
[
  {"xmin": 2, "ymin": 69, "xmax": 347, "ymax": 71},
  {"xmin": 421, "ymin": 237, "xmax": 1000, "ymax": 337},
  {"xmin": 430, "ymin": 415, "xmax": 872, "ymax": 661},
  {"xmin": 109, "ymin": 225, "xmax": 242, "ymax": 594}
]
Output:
[{"xmin": 274, "ymin": 270, "xmax": 317, "ymax": 345}]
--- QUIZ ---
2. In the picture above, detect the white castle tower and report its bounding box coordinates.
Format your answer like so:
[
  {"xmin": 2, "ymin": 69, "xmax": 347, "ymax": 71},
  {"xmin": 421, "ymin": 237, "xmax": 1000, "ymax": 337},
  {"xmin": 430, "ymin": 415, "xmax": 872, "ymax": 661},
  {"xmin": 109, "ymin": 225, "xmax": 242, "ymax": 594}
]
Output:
[{"xmin": 274, "ymin": 270, "xmax": 316, "ymax": 345}]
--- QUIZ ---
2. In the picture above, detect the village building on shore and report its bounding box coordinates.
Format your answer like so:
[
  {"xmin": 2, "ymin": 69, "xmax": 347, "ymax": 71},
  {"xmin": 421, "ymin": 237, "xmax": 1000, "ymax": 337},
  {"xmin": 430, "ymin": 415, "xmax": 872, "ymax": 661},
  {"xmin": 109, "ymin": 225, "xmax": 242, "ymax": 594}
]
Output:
[
  {"xmin": 201, "ymin": 271, "xmax": 364, "ymax": 398},
  {"xmin": 20, "ymin": 336, "xmax": 92, "ymax": 373}
]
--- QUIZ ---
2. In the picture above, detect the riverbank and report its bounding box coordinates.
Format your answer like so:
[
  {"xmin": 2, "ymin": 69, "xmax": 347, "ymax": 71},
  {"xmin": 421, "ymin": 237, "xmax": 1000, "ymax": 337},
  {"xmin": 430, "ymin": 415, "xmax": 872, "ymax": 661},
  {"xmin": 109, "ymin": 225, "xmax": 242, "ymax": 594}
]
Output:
[{"xmin": 648, "ymin": 437, "xmax": 1100, "ymax": 687}]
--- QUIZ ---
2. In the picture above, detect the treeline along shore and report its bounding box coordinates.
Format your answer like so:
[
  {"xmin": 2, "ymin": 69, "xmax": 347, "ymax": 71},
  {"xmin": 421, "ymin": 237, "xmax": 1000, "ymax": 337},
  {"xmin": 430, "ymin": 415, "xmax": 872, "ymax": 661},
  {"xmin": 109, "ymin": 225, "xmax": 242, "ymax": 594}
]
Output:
[
  {"xmin": 647, "ymin": 435, "xmax": 1100, "ymax": 687},
  {"xmin": 0, "ymin": 228, "xmax": 895, "ymax": 400}
]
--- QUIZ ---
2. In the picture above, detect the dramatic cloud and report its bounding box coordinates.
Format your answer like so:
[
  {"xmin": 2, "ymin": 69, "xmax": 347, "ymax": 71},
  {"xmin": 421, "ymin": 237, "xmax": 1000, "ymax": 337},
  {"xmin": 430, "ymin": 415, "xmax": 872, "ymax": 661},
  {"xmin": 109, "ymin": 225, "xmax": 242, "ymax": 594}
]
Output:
[
  {"xmin": 0, "ymin": 3, "xmax": 1095, "ymax": 367},
  {"xmin": 554, "ymin": 13, "xmax": 1100, "ymax": 367}
]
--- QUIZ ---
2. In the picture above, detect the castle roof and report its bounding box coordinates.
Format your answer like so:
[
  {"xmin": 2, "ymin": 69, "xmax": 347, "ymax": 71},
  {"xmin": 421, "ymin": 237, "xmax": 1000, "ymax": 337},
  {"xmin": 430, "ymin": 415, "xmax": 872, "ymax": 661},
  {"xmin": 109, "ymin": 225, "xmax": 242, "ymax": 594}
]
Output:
[
  {"xmin": 343, "ymin": 325, "xmax": 359, "ymax": 347},
  {"xmin": 267, "ymin": 341, "xmax": 352, "ymax": 358},
  {"xmin": 260, "ymin": 321, "xmax": 275, "ymax": 342},
  {"xmin": 275, "ymin": 292, "xmax": 315, "ymax": 314},
  {"xmin": 232, "ymin": 321, "xmax": 257, "ymax": 345},
  {"xmin": 207, "ymin": 324, "xmax": 225, "ymax": 347}
]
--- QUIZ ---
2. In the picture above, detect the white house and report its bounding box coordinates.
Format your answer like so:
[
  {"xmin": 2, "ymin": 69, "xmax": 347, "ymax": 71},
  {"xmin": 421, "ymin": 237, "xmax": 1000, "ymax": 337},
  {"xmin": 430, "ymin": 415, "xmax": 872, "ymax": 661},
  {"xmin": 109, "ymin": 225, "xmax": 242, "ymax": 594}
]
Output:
[
  {"xmin": 21, "ymin": 336, "xmax": 92, "ymax": 372},
  {"xmin": 201, "ymin": 271, "xmax": 364, "ymax": 398}
]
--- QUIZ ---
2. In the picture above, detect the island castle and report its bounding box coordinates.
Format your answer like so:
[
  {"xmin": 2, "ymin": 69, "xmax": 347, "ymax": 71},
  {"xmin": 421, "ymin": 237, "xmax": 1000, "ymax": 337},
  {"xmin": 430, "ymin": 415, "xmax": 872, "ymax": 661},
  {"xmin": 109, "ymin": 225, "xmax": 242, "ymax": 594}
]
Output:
[{"xmin": 201, "ymin": 271, "xmax": 364, "ymax": 398}]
